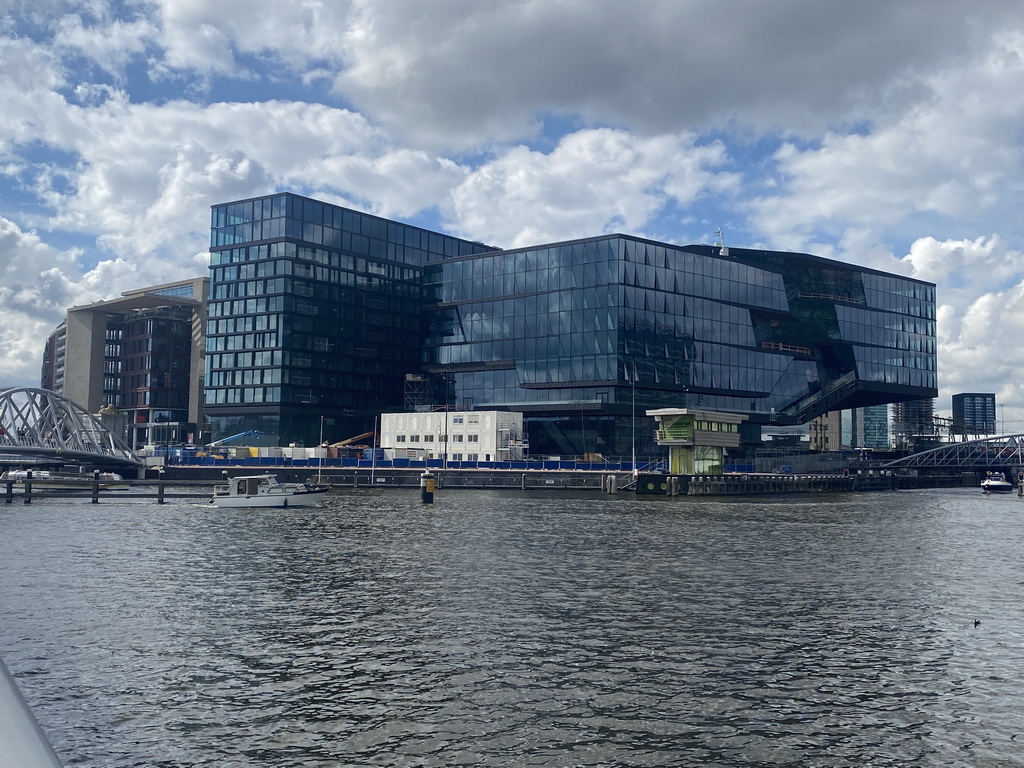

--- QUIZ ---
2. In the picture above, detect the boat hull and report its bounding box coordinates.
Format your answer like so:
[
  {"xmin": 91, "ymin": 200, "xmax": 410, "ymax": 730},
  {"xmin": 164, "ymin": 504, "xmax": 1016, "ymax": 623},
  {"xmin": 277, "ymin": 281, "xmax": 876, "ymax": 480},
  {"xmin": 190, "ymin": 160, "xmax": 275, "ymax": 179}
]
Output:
[
  {"xmin": 981, "ymin": 483, "xmax": 1014, "ymax": 494},
  {"xmin": 980, "ymin": 471, "xmax": 1014, "ymax": 494},
  {"xmin": 211, "ymin": 489, "xmax": 328, "ymax": 508}
]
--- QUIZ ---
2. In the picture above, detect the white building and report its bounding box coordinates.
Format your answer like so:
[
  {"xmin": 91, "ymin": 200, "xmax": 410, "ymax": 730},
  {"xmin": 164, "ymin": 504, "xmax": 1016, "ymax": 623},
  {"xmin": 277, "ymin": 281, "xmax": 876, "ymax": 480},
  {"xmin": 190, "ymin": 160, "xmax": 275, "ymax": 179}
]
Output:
[{"xmin": 379, "ymin": 410, "xmax": 526, "ymax": 462}]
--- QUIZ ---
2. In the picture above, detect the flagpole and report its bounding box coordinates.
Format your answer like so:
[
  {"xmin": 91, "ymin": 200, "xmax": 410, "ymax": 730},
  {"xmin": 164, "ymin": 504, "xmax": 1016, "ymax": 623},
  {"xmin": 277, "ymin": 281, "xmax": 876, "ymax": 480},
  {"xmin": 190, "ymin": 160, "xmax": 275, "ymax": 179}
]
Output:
[
  {"xmin": 631, "ymin": 361, "xmax": 637, "ymax": 478},
  {"xmin": 318, "ymin": 415, "xmax": 324, "ymax": 483}
]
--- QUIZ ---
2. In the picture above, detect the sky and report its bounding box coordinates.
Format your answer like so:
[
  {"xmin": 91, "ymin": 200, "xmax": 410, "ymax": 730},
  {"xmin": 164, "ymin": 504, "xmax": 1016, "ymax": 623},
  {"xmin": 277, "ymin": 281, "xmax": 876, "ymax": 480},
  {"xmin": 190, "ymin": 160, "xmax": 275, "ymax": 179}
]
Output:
[{"xmin": 3, "ymin": 0, "xmax": 1024, "ymax": 428}]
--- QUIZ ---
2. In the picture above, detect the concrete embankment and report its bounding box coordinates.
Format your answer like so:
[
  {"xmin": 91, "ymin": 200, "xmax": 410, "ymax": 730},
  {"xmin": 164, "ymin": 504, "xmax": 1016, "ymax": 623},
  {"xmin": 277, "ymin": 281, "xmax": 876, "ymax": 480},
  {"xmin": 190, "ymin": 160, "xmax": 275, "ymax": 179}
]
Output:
[
  {"xmin": 154, "ymin": 466, "xmax": 610, "ymax": 491},
  {"xmin": 147, "ymin": 466, "xmax": 978, "ymax": 496},
  {"xmin": 5, "ymin": 466, "xmax": 979, "ymax": 502}
]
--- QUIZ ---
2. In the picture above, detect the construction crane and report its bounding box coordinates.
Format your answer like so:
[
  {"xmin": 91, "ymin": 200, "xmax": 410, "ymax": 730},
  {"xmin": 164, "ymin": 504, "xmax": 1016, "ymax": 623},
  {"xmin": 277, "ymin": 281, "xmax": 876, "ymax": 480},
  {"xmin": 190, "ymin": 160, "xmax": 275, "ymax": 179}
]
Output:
[
  {"xmin": 329, "ymin": 431, "xmax": 376, "ymax": 448},
  {"xmin": 205, "ymin": 429, "xmax": 265, "ymax": 448}
]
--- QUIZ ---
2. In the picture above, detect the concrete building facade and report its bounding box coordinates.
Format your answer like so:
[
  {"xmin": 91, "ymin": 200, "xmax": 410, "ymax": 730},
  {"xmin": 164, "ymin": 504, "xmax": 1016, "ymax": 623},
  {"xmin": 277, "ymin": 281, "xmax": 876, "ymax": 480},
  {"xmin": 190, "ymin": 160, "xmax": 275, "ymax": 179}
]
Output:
[
  {"xmin": 379, "ymin": 410, "xmax": 526, "ymax": 462},
  {"xmin": 41, "ymin": 277, "xmax": 208, "ymax": 448}
]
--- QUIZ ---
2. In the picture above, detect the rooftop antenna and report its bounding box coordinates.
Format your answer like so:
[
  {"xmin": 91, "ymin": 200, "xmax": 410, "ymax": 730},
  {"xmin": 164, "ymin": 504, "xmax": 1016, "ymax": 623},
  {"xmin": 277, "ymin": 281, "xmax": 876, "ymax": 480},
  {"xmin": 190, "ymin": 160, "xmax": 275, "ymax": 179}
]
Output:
[{"xmin": 714, "ymin": 228, "xmax": 729, "ymax": 257}]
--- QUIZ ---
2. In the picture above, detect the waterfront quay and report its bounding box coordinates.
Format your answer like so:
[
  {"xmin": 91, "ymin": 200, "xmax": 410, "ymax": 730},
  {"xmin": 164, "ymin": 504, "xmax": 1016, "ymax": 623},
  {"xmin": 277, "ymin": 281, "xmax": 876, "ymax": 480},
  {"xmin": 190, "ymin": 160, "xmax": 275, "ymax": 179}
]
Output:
[
  {"xmin": 4, "ymin": 465, "xmax": 976, "ymax": 503},
  {"xmin": 146, "ymin": 464, "xmax": 974, "ymax": 496}
]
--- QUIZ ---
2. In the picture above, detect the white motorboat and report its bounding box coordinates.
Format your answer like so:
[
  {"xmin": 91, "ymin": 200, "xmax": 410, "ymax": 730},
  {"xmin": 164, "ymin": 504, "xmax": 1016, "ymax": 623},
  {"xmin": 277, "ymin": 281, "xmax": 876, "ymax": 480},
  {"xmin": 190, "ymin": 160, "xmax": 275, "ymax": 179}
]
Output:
[
  {"xmin": 211, "ymin": 473, "xmax": 330, "ymax": 508},
  {"xmin": 980, "ymin": 471, "xmax": 1014, "ymax": 494}
]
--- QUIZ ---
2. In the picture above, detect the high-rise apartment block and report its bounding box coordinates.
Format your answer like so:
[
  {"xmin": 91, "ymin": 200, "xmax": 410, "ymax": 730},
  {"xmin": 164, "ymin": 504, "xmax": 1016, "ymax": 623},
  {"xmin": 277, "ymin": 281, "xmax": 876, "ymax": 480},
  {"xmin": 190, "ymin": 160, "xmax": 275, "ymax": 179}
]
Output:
[
  {"xmin": 952, "ymin": 392, "xmax": 997, "ymax": 436},
  {"xmin": 41, "ymin": 278, "xmax": 208, "ymax": 449}
]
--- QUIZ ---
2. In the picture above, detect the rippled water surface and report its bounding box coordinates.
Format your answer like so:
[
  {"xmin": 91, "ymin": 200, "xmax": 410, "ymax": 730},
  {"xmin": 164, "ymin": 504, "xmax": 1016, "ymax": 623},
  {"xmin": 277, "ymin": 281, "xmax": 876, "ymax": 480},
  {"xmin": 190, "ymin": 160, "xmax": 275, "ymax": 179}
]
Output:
[{"xmin": 2, "ymin": 488, "xmax": 1023, "ymax": 766}]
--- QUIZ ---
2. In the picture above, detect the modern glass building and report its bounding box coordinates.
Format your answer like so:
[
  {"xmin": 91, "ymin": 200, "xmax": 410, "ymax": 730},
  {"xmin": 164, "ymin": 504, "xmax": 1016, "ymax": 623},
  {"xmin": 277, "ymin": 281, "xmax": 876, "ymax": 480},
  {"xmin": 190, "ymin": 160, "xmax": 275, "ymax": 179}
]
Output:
[
  {"xmin": 892, "ymin": 398, "xmax": 938, "ymax": 451},
  {"xmin": 423, "ymin": 235, "xmax": 937, "ymax": 457},
  {"xmin": 860, "ymin": 404, "xmax": 891, "ymax": 450},
  {"xmin": 205, "ymin": 193, "xmax": 494, "ymax": 445},
  {"xmin": 837, "ymin": 404, "xmax": 891, "ymax": 450},
  {"xmin": 952, "ymin": 392, "xmax": 996, "ymax": 436}
]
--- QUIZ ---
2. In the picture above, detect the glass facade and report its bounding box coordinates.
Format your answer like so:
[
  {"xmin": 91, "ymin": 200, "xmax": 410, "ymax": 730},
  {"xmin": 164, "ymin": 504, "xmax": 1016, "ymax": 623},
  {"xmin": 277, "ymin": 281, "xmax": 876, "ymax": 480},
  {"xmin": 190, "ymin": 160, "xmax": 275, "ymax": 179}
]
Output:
[
  {"xmin": 205, "ymin": 193, "xmax": 493, "ymax": 445},
  {"xmin": 424, "ymin": 236, "xmax": 937, "ymax": 457},
  {"xmin": 952, "ymin": 392, "xmax": 996, "ymax": 435},
  {"xmin": 861, "ymin": 404, "xmax": 891, "ymax": 450},
  {"xmin": 115, "ymin": 306, "xmax": 195, "ymax": 448}
]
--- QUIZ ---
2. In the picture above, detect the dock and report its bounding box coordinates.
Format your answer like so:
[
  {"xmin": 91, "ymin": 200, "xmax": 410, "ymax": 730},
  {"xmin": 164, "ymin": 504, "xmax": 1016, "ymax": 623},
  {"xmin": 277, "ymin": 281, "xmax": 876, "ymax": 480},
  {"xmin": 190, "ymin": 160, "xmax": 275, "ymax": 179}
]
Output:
[{"xmin": 4, "ymin": 466, "xmax": 977, "ymax": 503}]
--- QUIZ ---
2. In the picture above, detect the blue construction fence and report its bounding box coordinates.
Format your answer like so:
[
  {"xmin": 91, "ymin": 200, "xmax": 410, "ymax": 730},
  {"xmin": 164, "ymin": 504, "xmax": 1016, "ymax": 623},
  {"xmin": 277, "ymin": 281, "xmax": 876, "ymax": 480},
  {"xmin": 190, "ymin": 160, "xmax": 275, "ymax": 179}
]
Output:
[{"xmin": 164, "ymin": 454, "xmax": 666, "ymax": 473}]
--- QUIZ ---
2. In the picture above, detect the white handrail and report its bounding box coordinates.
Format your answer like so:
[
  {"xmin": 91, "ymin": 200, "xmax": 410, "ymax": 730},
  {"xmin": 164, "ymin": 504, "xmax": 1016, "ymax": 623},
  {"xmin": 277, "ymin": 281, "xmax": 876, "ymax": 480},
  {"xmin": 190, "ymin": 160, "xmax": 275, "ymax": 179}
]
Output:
[{"xmin": 0, "ymin": 656, "xmax": 63, "ymax": 767}]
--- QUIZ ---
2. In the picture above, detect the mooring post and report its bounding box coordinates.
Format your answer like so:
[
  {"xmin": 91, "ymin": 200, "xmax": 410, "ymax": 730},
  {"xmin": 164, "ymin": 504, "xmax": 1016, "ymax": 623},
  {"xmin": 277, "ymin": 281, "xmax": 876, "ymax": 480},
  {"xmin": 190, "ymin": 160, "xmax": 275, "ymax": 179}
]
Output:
[
  {"xmin": 92, "ymin": 469, "xmax": 100, "ymax": 504},
  {"xmin": 4, "ymin": 480, "xmax": 12, "ymax": 504},
  {"xmin": 23, "ymin": 469, "xmax": 32, "ymax": 505},
  {"xmin": 420, "ymin": 470, "xmax": 435, "ymax": 504},
  {"xmin": 157, "ymin": 468, "xmax": 166, "ymax": 504}
]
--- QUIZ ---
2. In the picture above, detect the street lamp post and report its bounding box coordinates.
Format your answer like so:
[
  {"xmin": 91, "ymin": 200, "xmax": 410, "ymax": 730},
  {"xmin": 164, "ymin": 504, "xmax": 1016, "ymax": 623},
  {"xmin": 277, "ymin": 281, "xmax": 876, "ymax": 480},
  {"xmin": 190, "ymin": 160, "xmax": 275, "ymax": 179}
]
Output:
[
  {"xmin": 631, "ymin": 361, "xmax": 637, "ymax": 478},
  {"xmin": 371, "ymin": 413, "xmax": 378, "ymax": 484},
  {"xmin": 318, "ymin": 415, "xmax": 324, "ymax": 483}
]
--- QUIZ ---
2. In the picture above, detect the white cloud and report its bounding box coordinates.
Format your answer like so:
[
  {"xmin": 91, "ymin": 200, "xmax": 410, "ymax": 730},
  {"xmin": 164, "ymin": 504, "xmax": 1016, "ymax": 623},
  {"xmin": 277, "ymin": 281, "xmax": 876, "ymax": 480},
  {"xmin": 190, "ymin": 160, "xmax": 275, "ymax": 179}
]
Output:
[
  {"xmin": 915, "ymin": 236, "xmax": 1024, "ymax": 421},
  {"xmin": 328, "ymin": 0, "xmax": 1022, "ymax": 150},
  {"xmin": 3, "ymin": 0, "xmax": 1024, "ymax": 424},
  {"xmin": 53, "ymin": 13, "xmax": 156, "ymax": 79},
  {"xmin": 446, "ymin": 129, "xmax": 738, "ymax": 247},
  {"xmin": 937, "ymin": 284, "xmax": 1024, "ymax": 418},
  {"xmin": 0, "ymin": 216, "xmax": 99, "ymax": 386},
  {"xmin": 28, "ymin": 97, "xmax": 413, "ymax": 262},
  {"xmin": 0, "ymin": 36, "xmax": 72, "ymax": 149},
  {"xmin": 148, "ymin": 0, "xmax": 356, "ymax": 77},
  {"xmin": 747, "ymin": 31, "xmax": 1024, "ymax": 252}
]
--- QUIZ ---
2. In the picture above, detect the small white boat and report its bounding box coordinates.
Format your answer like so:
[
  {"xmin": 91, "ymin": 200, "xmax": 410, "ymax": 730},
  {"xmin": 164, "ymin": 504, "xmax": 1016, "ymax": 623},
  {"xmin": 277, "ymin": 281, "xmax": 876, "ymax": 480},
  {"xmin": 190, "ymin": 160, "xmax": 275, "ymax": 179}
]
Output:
[
  {"xmin": 1, "ymin": 469, "xmax": 129, "ymax": 491},
  {"xmin": 211, "ymin": 473, "xmax": 330, "ymax": 508},
  {"xmin": 980, "ymin": 471, "xmax": 1014, "ymax": 494}
]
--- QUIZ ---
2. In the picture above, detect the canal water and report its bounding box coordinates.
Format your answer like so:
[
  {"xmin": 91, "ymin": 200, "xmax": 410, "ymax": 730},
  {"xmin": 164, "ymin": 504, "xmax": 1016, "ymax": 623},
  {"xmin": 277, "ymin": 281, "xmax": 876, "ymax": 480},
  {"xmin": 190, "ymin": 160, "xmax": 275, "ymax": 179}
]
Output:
[{"xmin": 1, "ymin": 488, "xmax": 1022, "ymax": 767}]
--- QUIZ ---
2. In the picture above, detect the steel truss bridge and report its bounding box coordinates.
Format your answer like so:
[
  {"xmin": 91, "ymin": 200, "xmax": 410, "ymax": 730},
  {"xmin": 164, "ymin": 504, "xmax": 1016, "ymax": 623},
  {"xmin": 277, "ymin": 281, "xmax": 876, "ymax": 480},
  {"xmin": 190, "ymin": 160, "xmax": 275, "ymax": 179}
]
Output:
[
  {"xmin": 883, "ymin": 434, "xmax": 1024, "ymax": 470},
  {"xmin": 0, "ymin": 388, "xmax": 142, "ymax": 470}
]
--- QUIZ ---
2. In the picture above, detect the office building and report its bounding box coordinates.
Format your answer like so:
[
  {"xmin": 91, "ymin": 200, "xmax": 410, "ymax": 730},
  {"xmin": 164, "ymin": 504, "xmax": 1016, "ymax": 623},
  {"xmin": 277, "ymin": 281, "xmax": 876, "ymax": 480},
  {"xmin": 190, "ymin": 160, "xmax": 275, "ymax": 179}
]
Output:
[
  {"xmin": 424, "ymin": 236, "xmax": 937, "ymax": 457},
  {"xmin": 952, "ymin": 392, "xmax": 996, "ymax": 436},
  {"xmin": 204, "ymin": 193, "xmax": 494, "ymax": 446},
  {"xmin": 809, "ymin": 411, "xmax": 842, "ymax": 452},
  {"xmin": 822, "ymin": 404, "xmax": 891, "ymax": 451},
  {"xmin": 858, "ymin": 404, "xmax": 891, "ymax": 450},
  {"xmin": 202, "ymin": 194, "xmax": 936, "ymax": 455},
  {"xmin": 41, "ymin": 278, "xmax": 208, "ymax": 448},
  {"xmin": 892, "ymin": 398, "xmax": 938, "ymax": 451},
  {"xmin": 379, "ymin": 410, "xmax": 526, "ymax": 462}
]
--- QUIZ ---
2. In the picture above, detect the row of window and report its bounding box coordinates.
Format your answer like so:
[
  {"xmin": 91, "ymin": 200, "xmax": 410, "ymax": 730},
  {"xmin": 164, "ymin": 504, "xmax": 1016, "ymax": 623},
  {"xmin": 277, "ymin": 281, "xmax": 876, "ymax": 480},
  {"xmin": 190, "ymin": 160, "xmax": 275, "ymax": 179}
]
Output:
[
  {"xmin": 692, "ymin": 421, "xmax": 739, "ymax": 432},
  {"xmin": 862, "ymin": 273, "xmax": 935, "ymax": 303},
  {"xmin": 206, "ymin": 387, "xmax": 281, "ymax": 404},
  {"xmin": 434, "ymin": 237, "xmax": 786, "ymax": 288},
  {"xmin": 210, "ymin": 273, "xmax": 416, "ymax": 301},
  {"xmin": 428, "ymin": 253, "xmax": 788, "ymax": 311},
  {"xmin": 213, "ymin": 194, "xmax": 490, "ymax": 260},
  {"xmin": 208, "ymin": 314, "xmax": 279, "ymax": 334},
  {"xmin": 394, "ymin": 434, "xmax": 480, "ymax": 443},
  {"xmin": 431, "ymin": 302, "xmax": 756, "ymax": 352},
  {"xmin": 207, "ymin": 332, "xmax": 280, "ymax": 352},
  {"xmin": 440, "ymin": 360, "xmax": 820, "ymax": 413},
  {"xmin": 212, "ymin": 254, "xmax": 419, "ymax": 286}
]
